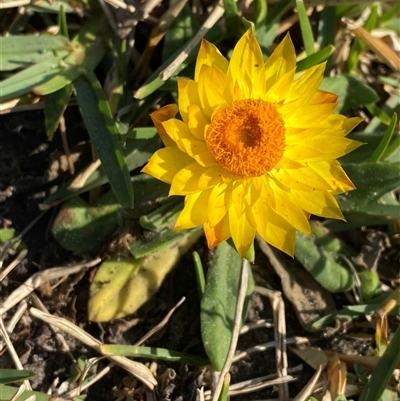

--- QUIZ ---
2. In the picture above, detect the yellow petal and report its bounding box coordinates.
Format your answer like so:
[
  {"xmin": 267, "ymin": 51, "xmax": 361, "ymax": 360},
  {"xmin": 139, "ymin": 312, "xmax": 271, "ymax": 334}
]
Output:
[
  {"xmin": 341, "ymin": 116, "xmax": 364, "ymax": 135},
  {"xmin": 282, "ymin": 103, "xmax": 338, "ymax": 128},
  {"xmin": 309, "ymin": 90, "xmax": 338, "ymax": 105},
  {"xmin": 308, "ymin": 160, "xmax": 356, "ymax": 193},
  {"xmin": 162, "ymin": 118, "xmax": 196, "ymax": 151},
  {"xmin": 272, "ymin": 166, "xmax": 333, "ymax": 192},
  {"xmin": 285, "ymin": 136, "xmax": 363, "ymax": 161},
  {"xmin": 175, "ymin": 190, "xmax": 211, "ymax": 229},
  {"xmin": 170, "ymin": 162, "xmax": 210, "ymax": 195},
  {"xmin": 228, "ymin": 29, "xmax": 264, "ymax": 97},
  {"xmin": 228, "ymin": 206, "xmax": 257, "ymax": 258},
  {"xmin": 267, "ymin": 177, "xmax": 312, "ymax": 234},
  {"xmin": 198, "ymin": 64, "xmax": 230, "ymax": 118},
  {"xmin": 187, "ymin": 104, "xmax": 208, "ymax": 140},
  {"xmin": 264, "ymin": 34, "xmax": 297, "ymax": 89},
  {"xmin": 250, "ymin": 63, "xmax": 267, "ymax": 99},
  {"xmin": 292, "ymin": 188, "xmax": 344, "ymax": 220},
  {"xmin": 253, "ymin": 200, "xmax": 297, "ymax": 256},
  {"xmin": 177, "ymin": 78, "xmax": 201, "ymax": 123},
  {"xmin": 208, "ymin": 183, "xmax": 229, "ymax": 226},
  {"xmin": 264, "ymin": 68, "xmax": 295, "ymax": 103},
  {"xmin": 204, "ymin": 213, "xmax": 231, "ymax": 248},
  {"xmin": 142, "ymin": 147, "xmax": 192, "ymax": 183},
  {"xmin": 195, "ymin": 39, "xmax": 229, "ymax": 82},
  {"xmin": 285, "ymin": 63, "xmax": 326, "ymax": 105},
  {"xmin": 150, "ymin": 104, "xmax": 178, "ymax": 147}
]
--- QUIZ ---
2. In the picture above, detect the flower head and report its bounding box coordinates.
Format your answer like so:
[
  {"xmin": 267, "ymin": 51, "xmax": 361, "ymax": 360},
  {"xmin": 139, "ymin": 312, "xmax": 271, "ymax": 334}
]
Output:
[{"xmin": 142, "ymin": 30, "xmax": 362, "ymax": 257}]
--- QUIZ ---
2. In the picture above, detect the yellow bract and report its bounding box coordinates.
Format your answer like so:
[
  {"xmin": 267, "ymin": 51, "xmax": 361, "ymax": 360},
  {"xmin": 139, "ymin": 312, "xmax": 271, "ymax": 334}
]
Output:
[{"xmin": 142, "ymin": 29, "xmax": 362, "ymax": 257}]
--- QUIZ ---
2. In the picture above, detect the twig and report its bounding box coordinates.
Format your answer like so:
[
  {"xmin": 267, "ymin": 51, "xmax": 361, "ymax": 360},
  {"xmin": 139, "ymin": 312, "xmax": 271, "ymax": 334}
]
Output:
[
  {"xmin": 0, "ymin": 258, "xmax": 101, "ymax": 316},
  {"xmin": 159, "ymin": 0, "xmax": 224, "ymax": 81},
  {"xmin": 0, "ymin": 249, "xmax": 27, "ymax": 282},
  {"xmin": 136, "ymin": 296, "xmax": 186, "ymax": 345},
  {"xmin": 0, "ymin": 317, "xmax": 32, "ymax": 390},
  {"xmin": 29, "ymin": 308, "xmax": 157, "ymax": 389}
]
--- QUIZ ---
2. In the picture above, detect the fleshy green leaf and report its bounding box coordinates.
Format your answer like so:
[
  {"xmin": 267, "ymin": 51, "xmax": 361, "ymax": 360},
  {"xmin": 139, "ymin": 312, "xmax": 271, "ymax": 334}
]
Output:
[
  {"xmin": 201, "ymin": 241, "xmax": 254, "ymax": 371},
  {"xmin": 320, "ymin": 74, "xmax": 378, "ymax": 113},
  {"xmin": 339, "ymin": 162, "xmax": 400, "ymax": 211},
  {"xmin": 89, "ymin": 228, "xmax": 202, "ymax": 321},
  {"xmin": 295, "ymin": 232, "xmax": 355, "ymax": 293},
  {"xmin": 51, "ymin": 191, "xmax": 122, "ymax": 254}
]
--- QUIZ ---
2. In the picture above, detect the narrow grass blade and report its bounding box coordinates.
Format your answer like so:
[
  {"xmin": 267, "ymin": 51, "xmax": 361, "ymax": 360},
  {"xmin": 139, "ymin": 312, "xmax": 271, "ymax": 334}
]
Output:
[
  {"xmin": 33, "ymin": 14, "xmax": 109, "ymax": 95},
  {"xmin": 44, "ymin": 83, "xmax": 72, "ymax": 139},
  {"xmin": 193, "ymin": 251, "xmax": 206, "ymax": 298},
  {"xmin": 296, "ymin": 45, "xmax": 334, "ymax": 71},
  {"xmin": 369, "ymin": 113, "xmax": 398, "ymax": 162},
  {"xmin": 74, "ymin": 72, "xmax": 134, "ymax": 208},
  {"xmin": 359, "ymin": 325, "xmax": 400, "ymax": 401},
  {"xmin": 296, "ymin": 0, "xmax": 315, "ymax": 55},
  {"xmin": 318, "ymin": 6, "xmax": 336, "ymax": 75},
  {"xmin": 101, "ymin": 344, "xmax": 209, "ymax": 366},
  {"xmin": 0, "ymin": 56, "xmax": 64, "ymax": 102},
  {"xmin": 0, "ymin": 369, "xmax": 35, "ymax": 384},
  {"xmin": 0, "ymin": 35, "xmax": 70, "ymax": 71}
]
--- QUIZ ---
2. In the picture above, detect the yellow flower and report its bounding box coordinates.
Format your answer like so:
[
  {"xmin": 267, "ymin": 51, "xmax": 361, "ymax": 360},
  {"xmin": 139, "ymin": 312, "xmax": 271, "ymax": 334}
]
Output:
[{"xmin": 142, "ymin": 30, "xmax": 362, "ymax": 258}]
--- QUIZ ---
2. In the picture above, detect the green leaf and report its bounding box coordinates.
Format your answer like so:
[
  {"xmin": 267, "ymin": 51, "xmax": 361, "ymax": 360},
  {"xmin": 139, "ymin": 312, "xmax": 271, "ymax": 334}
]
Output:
[
  {"xmin": 359, "ymin": 325, "xmax": 400, "ymax": 401},
  {"xmin": 89, "ymin": 229, "xmax": 202, "ymax": 321},
  {"xmin": 338, "ymin": 162, "xmax": 400, "ymax": 211},
  {"xmin": 365, "ymin": 94, "xmax": 400, "ymax": 134},
  {"xmin": 340, "ymin": 130, "xmax": 400, "ymax": 164},
  {"xmin": 0, "ymin": 383, "xmax": 53, "ymax": 401},
  {"xmin": 201, "ymin": 241, "xmax": 254, "ymax": 371},
  {"xmin": 129, "ymin": 227, "xmax": 201, "ymax": 258},
  {"xmin": 0, "ymin": 56, "xmax": 65, "ymax": 102},
  {"xmin": 139, "ymin": 198, "xmax": 183, "ymax": 230},
  {"xmin": 0, "ymin": 369, "xmax": 35, "ymax": 384},
  {"xmin": 254, "ymin": 0, "xmax": 267, "ymax": 29},
  {"xmin": 74, "ymin": 72, "xmax": 134, "ymax": 208},
  {"xmin": 369, "ymin": 113, "xmax": 398, "ymax": 162},
  {"xmin": 0, "ymin": 35, "xmax": 71, "ymax": 71},
  {"xmin": 223, "ymin": 0, "xmax": 241, "ymax": 38},
  {"xmin": 101, "ymin": 344, "xmax": 209, "ymax": 366},
  {"xmin": 294, "ymin": 232, "xmax": 355, "ymax": 293},
  {"xmin": 44, "ymin": 83, "xmax": 72, "ymax": 139},
  {"xmin": 33, "ymin": 14, "xmax": 109, "ymax": 96},
  {"xmin": 51, "ymin": 191, "xmax": 122, "ymax": 254},
  {"xmin": 296, "ymin": 45, "xmax": 335, "ymax": 72},
  {"xmin": 320, "ymin": 74, "xmax": 378, "ymax": 113},
  {"xmin": 296, "ymin": 0, "xmax": 315, "ymax": 55}
]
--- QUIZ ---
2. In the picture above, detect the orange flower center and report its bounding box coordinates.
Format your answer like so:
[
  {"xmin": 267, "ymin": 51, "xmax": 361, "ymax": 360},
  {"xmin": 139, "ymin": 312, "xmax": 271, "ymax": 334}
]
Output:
[{"xmin": 205, "ymin": 99, "xmax": 285, "ymax": 177}]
